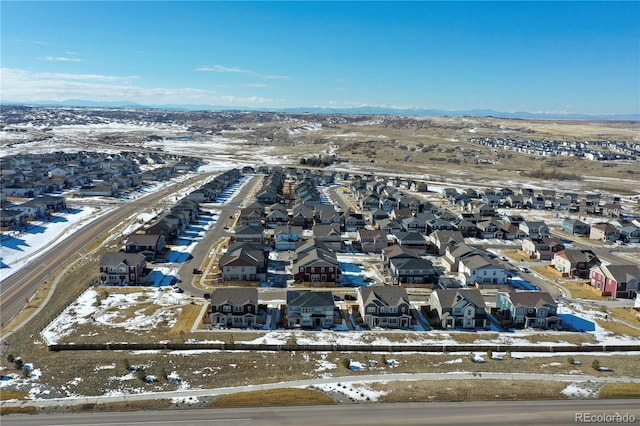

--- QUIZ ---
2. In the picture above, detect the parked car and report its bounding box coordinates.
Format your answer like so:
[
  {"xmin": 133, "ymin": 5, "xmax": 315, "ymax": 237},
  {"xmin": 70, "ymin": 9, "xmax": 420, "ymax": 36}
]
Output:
[
  {"xmin": 193, "ymin": 268, "xmax": 202, "ymax": 274},
  {"xmin": 344, "ymin": 294, "xmax": 357, "ymax": 301}
]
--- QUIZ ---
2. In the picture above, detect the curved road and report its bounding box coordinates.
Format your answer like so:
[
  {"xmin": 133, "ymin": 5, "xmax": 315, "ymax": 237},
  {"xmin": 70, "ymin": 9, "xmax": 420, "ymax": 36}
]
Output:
[
  {"xmin": 2, "ymin": 400, "xmax": 639, "ymax": 425},
  {"xmin": 0, "ymin": 172, "xmax": 217, "ymax": 329}
]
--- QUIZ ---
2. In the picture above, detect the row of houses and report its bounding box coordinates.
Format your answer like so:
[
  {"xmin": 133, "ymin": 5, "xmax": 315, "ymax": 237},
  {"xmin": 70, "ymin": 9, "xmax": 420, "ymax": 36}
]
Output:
[
  {"xmin": 0, "ymin": 195, "xmax": 67, "ymax": 227},
  {"xmin": 209, "ymin": 286, "xmax": 561, "ymax": 331},
  {"xmin": 1, "ymin": 151, "xmax": 202, "ymax": 201},
  {"xmin": 470, "ymin": 137, "xmax": 639, "ymax": 162},
  {"xmin": 98, "ymin": 169, "xmax": 246, "ymax": 283}
]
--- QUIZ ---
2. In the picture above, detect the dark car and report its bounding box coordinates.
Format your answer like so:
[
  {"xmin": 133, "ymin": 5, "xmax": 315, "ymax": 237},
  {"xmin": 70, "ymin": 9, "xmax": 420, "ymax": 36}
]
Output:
[
  {"xmin": 193, "ymin": 268, "xmax": 202, "ymax": 274},
  {"xmin": 344, "ymin": 294, "xmax": 357, "ymax": 301}
]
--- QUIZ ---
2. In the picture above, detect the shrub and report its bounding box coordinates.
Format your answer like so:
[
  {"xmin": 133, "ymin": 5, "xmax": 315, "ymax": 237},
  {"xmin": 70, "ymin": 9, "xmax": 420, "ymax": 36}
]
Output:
[
  {"xmin": 6, "ymin": 354, "xmax": 15, "ymax": 363},
  {"xmin": 341, "ymin": 358, "xmax": 351, "ymax": 369},
  {"xmin": 592, "ymin": 359, "xmax": 601, "ymax": 371}
]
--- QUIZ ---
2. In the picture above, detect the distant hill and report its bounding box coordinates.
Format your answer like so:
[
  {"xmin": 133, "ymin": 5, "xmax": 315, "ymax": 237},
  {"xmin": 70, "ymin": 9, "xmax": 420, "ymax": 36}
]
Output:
[{"xmin": 2, "ymin": 99, "xmax": 638, "ymax": 121}]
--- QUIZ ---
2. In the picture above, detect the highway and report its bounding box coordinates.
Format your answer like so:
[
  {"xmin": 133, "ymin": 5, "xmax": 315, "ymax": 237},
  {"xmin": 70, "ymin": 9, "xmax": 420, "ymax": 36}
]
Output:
[
  {"xmin": 2, "ymin": 400, "xmax": 639, "ymax": 425},
  {"xmin": 0, "ymin": 172, "xmax": 217, "ymax": 329}
]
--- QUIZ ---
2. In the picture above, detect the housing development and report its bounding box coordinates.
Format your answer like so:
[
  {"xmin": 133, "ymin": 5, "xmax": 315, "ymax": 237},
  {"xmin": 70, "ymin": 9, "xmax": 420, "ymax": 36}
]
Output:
[{"xmin": 1, "ymin": 107, "xmax": 639, "ymax": 414}]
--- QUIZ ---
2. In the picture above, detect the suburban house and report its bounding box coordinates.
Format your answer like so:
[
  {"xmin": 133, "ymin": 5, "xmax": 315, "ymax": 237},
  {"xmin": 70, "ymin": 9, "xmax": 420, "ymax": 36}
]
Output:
[
  {"xmin": 430, "ymin": 230, "xmax": 465, "ymax": 255},
  {"xmin": 476, "ymin": 220, "xmax": 504, "ymax": 239},
  {"xmin": 98, "ymin": 252, "xmax": 148, "ymax": 285},
  {"xmin": 0, "ymin": 209, "xmax": 29, "ymax": 228},
  {"xmin": 443, "ymin": 243, "xmax": 480, "ymax": 273},
  {"xmin": 551, "ymin": 249, "xmax": 600, "ymax": 278},
  {"xmin": 620, "ymin": 224, "xmax": 640, "ymax": 243},
  {"xmin": 519, "ymin": 220, "xmax": 550, "ymax": 239},
  {"xmin": 429, "ymin": 288, "xmax": 488, "ymax": 329},
  {"xmin": 521, "ymin": 237, "xmax": 565, "ymax": 260},
  {"xmin": 293, "ymin": 246, "xmax": 340, "ymax": 284},
  {"xmin": 274, "ymin": 225, "xmax": 303, "ymax": 251},
  {"xmin": 313, "ymin": 223, "xmax": 343, "ymax": 251},
  {"xmin": 209, "ymin": 288, "xmax": 258, "ymax": 328},
  {"xmin": 590, "ymin": 223, "xmax": 620, "ymax": 242},
  {"xmin": 589, "ymin": 264, "xmax": 640, "ymax": 299},
  {"xmin": 458, "ymin": 254, "xmax": 510, "ymax": 286},
  {"xmin": 496, "ymin": 291, "xmax": 559, "ymax": 329},
  {"xmin": 219, "ymin": 244, "xmax": 266, "ymax": 283},
  {"xmin": 381, "ymin": 245, "xmax": 421, "ymax": 267},
  {"xmin": 238, "ymin": 207, "xmax": 264, "ymax": 227},
  {"xmin": 389, "ymin": 257, "xmax": 437, "ymax": 286},
  {"xmin": 286, "ymin": 290, "xmax": 336, "ymax": 328},
  {"xmin": 562, "ymin": 218, "xmax": 590, "ymax": 235},
  {"xmin": 393, "ymin": 231, "xmax": 428, "ymax": 253},
  {"xmin": 357, "ymin": 286, "xmax": 412, "ymax": 329},
  {"xmin": 233, "ymin": 225, "xmax": 265, "ymax": 244},
  {"xmin": 357, "ymin": 229, "xmax": 389, "ymax": 253},
  {"xmin": 124, "ymin": 234, "xmax": 166, "ymax": 261}
]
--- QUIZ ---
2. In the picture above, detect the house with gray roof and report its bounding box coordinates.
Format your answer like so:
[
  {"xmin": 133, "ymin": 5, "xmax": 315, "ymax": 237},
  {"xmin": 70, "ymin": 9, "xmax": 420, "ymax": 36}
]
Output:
[
  {"xmin": 389, "ymin": 257, "xmax": 437, "ymax": 286},
  {"xmin": 496, "ymin": 291, "xmax": 559, "ymax": 329},
  {"xmin": 209, "ymin": 288, "xmax": 258, "ymax": 328},
  {"xmin": 429, "ymin": 288, "xmax": 488, "ymax": 329},
  {"xmin": 98, "ymin": 252, "xmax": 148, "ymax": 285},
  {"xmin": 286, "ymin": 291, "xmax": 336, "ymax": 328},
  {"xmin": 357, "ymin": 286, "xmax": 411, "ymax": 329}
]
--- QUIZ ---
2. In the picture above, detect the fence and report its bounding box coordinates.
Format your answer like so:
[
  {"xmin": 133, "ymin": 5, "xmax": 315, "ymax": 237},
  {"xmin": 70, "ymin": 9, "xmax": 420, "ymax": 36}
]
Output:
[{"xmin": 49, "ymin": 342, "xmax": 640, "ymax": 353}]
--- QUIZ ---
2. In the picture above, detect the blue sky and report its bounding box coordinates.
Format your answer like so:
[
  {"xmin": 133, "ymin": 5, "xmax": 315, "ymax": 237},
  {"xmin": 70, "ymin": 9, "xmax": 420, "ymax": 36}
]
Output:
[{"xmin": 1, "ymin": 1, "xmax": 639, "ymax": 114}]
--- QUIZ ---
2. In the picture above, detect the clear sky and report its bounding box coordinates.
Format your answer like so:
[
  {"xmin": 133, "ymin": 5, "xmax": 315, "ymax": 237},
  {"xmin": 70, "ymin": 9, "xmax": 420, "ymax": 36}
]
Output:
[{"xmin": 1, "ymin": 1, "xmax": 639, "ymax": 115}]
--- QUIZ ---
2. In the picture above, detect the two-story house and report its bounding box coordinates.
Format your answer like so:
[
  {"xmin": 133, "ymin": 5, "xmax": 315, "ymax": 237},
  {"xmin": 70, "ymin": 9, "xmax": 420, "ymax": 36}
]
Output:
[
  {"xmin": 429, "ymin": 288, "xmax": 488, "ymax": 329},
  {"xmin": 357, "ymin": 229, "xmax": 389, "ymax": 253},
  {"xmin": 519, "ymin": 221, "xmax": 550, "ymax": 239},
  {"xmin": 590, "ymin": 223, "xmax": 620, "ymax": 242},
  {"xmin": 209, "ymin": 287, "xmax": 258, "ymax": 328},
  {"xmin": 562, "ymin": 218, "xmax": 590, "ymax": 235},
  {"xmin": 496, "ymin": 291, "xmax": 559, "ymax": 329},
  {"xmin": 389, "ymin": 257, "xmax": 437, "ymax": 286},
  {"xmin": 99, "ymin": 252, "xmax": 147, "ymax": 285},
  {"xmin": 357, "ymin": 286, "xmax": 412, "ymax": 329},
  {"xmin": 458, "ymin": 254, "xmax": 510, "ymax": 286},
  {"xmin": 124, "ymin": 234, "xmax": 166, "ymax": 261},
  {"xmin": 521, "ymin": 237, "xmax": 564, "ymax": 261},
  {"xmin": 286, "ymin": 291, "xmax": 335, "ymax": 328},
  {"xmin": 589, "ymin": 264, "xmax": 640, "ymax": 299},
  {"xmin": 551, "ymin": 249, "xmax": 600, "ymax": 278}
]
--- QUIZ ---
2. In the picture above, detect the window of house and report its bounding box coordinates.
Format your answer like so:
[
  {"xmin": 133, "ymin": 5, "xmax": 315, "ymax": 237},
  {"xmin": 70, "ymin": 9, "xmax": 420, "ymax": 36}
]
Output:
[
  {"xmin": 379, "ymin": 306, "xmax": 385, "ymax": 313},
  {"xmin": 388, "ymin": 306, "xmax": 397, "ymax": 314},
  {"xmin": 223, "ymin": 305, "xmax": 231, "ymax": 312},
  {"xmin": 302, "ymin": 307, "xmax": 311, "ymax": 314},
  {"xmin": 321, "ymin": 267, "xmax": 325, "ymax": 273},
  {"xmin": 367, "ymin": 306, "xmax": 376, "ymax": 313},
  {"xmin": 234, "ymin": 305, "xmax": 243, "ymax": 313},
  {"xmin": 300, "ymin": 267, "xmax": 304, "ymax": 272}
]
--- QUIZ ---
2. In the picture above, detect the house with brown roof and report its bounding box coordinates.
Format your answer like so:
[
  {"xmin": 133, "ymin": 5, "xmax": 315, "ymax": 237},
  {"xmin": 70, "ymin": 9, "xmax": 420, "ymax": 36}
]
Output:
[
  {"xmin": 357, "ymin": 286, "xmax": 411, "ymax": 329},
  {"xmin": 521, "ymin": 237, "xmax": 564, "ymax": 260},
  {"xmin": 496, "ymin": 291, "xmax": 559, "ymax": 329},
  {"xmin": 551, "ymin": 249, "xmax": 600, "ymax": 278},
  {"xmin": 590, "ymin": 222, "xmax": 620, "ymax": 242}
]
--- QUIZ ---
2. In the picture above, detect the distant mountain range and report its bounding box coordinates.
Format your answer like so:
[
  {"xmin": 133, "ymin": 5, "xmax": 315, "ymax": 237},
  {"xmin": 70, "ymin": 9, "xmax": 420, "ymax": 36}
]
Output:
[{"xmin": 2, "ymin": 99, "xmax": 639, "ymax": 121}]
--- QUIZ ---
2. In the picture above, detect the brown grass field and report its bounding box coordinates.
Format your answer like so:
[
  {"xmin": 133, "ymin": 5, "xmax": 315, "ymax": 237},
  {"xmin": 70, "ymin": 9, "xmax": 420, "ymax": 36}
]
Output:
[
  {"xmin": 372, "ymin": 379, "xmax": 570, "ymax": 402},
  {"xmin": 209, "ymin": 388, "xmax": 335, "ymax": 408},
  {"xmin": 599, "ymin": 383, "xmax": 640, "ymax": 399}
]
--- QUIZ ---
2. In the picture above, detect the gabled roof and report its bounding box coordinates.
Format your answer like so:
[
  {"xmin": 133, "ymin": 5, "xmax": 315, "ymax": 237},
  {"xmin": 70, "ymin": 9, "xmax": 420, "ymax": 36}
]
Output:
[
  {"xmin": 100, "ymin": 252, "xmax": 145, "ymax": 267},
  {"xmin": 286, "ymin": 291, "xmax": 335, "ymax": 308},
  {"xmin": 211, "ymin": 287, "xmax": 258, "ymax": 306},
  {"xmin": 556, "ymin": 249, "xmax": 598, "ymax": 265},
  {"xmin": 382, "ymin": 244, "xmax": 420, "ymax": 259},
  {"xmin": 599, "ymin": 264, "xmax": 640, "ymax": 283},
  {"xmin": 390, "ymin": 257, "xmax": 434, "ymax": 271},
  {"xmin": 501, "ymin": 291, "xmax": 556, "ymax": 309},
  {"xmin": 358, "ymin": 286, "xmax": 409, "ymax": 307},
  {"xmin": 433, "ymin": 288, "xmax": 486, "ymax": 309}
]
